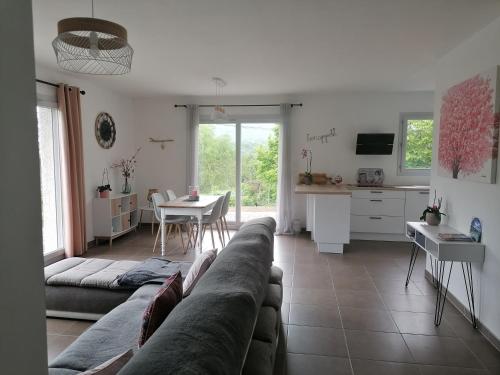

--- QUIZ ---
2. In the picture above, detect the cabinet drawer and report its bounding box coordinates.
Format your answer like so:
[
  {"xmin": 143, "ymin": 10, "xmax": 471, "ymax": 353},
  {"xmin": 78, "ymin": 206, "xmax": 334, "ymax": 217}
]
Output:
[
  {"xmin": 351, "ymin": 190, "xmax": 405, "ymax": 199},
  {"xmin": 350, "ymin": 215, "xmax": 404, "ymax": 234},
  {"xmin": 351, "ymin": 198, "xmax": 404, "ymax": 216}
]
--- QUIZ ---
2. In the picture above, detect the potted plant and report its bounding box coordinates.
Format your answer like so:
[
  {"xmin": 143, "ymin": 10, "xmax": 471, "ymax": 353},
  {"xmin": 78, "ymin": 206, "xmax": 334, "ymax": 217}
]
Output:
[
  {"xmin": 97, "ymin": 168, "xmax": 112, "ymax": 198},
  {"xmin": 420, "ymin": 190, "xmax": 446, "ymax": 226},
  {"xmin": 301, "ymin": 148, "xmax": 313, "ymax": 185},
  {"xmin": 112, "ymin": 148, "xmax": 141, "ymax": 194}
]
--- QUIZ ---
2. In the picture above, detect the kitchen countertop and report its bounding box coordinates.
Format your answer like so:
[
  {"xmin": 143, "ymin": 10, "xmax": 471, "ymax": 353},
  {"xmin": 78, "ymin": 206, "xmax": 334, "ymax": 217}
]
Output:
[{"xmin": 295, "ymin": 184, "xmax": 430, "ymax": 194}]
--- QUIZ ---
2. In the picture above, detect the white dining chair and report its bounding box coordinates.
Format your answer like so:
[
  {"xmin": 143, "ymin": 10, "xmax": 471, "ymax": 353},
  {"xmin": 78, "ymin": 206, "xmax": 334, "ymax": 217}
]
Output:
[
  {"xmin": 165, "ymin": 189, "xmax": 177, "ymax": 201},
  {"xmin": 219, "ymin": 191, "xmax": 231, "ymax": 245},
  {"xmin": 151, "ymin": 193, "xmax": 192, "ymax": 254},
  {"xmin": 192, "ymin": 196, "xmax": 225, "ymax": 249}
]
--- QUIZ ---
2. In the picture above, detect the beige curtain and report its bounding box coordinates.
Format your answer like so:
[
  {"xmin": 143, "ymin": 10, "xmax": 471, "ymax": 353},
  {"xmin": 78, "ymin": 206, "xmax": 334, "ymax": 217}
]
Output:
[{"xmin": 58, "ymin": 84, "xmax": 86, "ymax": 257}]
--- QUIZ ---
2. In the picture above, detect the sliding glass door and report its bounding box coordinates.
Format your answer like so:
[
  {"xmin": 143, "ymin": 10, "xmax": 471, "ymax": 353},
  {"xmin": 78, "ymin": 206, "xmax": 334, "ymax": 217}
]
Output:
[{"xmin": 198, "ymin": 121, "xmax": 279, "ymax": 226}]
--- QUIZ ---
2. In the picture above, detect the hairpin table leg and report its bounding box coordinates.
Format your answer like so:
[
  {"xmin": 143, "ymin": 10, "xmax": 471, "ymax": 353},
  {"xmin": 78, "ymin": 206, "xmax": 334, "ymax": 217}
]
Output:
[
  {"xmin": 405, "ymin": 243, "xmax": 419, "ymax": 287},
  {"xmin": 434, "ymin": 260, "xmax": 453, "ymax": 326},
  {"xmin": 461, "ymin": 262, "xmax": 478, "ymax": 328}
]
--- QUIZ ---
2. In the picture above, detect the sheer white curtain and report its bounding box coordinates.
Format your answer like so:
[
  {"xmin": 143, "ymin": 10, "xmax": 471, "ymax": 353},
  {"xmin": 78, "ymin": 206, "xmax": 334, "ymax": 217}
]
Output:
[
  {"xmin": 276, "ymin": 103, "xmax": 293, "ymax": 234},
  {"xmin": 186, "ymin": 104, "xmax": 199, "ymax": 190}
]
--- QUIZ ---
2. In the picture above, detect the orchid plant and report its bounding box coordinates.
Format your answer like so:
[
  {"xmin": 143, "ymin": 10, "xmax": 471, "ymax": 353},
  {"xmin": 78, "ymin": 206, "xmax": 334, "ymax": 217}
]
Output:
[
  {"xmin": 420, "ymin": 190, "xmax": 446, "ymax": 220},
  {"xmin": 301, "ymin": 148, "xmax": 312, "ymax": 178}
]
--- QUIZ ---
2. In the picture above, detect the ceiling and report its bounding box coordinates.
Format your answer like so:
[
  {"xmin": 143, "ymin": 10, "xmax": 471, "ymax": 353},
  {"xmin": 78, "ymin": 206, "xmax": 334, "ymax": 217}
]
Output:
[{"xmin": 32, "ymin": 0, "xmax": 500, "ymax": 98}]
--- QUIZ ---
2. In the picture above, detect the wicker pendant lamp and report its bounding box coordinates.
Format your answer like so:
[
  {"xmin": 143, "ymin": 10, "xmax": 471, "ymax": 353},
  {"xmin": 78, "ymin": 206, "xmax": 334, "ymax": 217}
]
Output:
[{"xmin": 52, "ymin": 0, "xmax": 133, "ymax": 75}]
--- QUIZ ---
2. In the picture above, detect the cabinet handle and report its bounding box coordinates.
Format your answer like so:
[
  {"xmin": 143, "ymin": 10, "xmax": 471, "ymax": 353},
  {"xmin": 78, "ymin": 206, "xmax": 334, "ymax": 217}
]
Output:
[
  {"xmin": 419, "ymin": 191, "xmax": 429, "ymax": 195},
  {"xmin": 370, "ymin": 191, "xmax": 383, "ymax": 194},
  {"xmin": 369, "ymin": 216, "xmax": 382, "ymax": 220},
  {"xmin": 369, "ymin": 199, "xmax": 383, "ymax": 202}
]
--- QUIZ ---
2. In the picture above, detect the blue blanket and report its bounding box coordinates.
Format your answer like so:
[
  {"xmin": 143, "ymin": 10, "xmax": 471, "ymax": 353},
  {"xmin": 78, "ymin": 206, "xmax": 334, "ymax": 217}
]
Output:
[{"xmin": 114, "ymin": 257, "xmax": 192, "ymax": 288}]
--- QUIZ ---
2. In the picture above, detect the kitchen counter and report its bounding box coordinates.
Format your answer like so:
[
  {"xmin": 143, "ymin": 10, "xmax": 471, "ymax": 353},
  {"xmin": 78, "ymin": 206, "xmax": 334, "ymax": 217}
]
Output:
[
  {"xmin": 295, "ymin": 184, "xmax": 429, "ymax": 194},
  {"xmin": 296, "ymin": 184, "xmax": 430, "ymax": 254},
  {"xmin": 295, "ymin": 184, "xmax": 351, "ymax": 195}
]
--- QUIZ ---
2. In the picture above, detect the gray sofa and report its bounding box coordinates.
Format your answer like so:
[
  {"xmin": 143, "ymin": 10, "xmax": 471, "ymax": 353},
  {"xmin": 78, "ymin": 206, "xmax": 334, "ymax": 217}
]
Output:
[{"xmin": 48, "ymin": 217, "xmax": 283, "ymax": 375}]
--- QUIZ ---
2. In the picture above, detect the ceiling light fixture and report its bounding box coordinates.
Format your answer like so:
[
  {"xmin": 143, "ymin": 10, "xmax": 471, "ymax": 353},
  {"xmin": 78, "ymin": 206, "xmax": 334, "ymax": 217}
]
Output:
[
  {"xmin": 52, "ymin": 0, "xmax": 133, "ymax": 75},
  {"xmin": 211, "ymin": 77, "xmax": 228, "ymax": 121}
]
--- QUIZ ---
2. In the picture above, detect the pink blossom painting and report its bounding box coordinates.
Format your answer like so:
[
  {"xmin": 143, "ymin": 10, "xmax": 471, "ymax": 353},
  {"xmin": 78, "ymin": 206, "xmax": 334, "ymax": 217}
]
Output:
[{"xmin": 438, "ymin": 67, "xmax": 500, "ymax": 183}]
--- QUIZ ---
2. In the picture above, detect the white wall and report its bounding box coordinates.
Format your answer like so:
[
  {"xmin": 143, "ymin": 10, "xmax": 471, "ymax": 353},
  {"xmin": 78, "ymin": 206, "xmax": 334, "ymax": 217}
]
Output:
[
  {"xmin": 291, "ymin": 91, "xmax": 433, "ymax": 221},
  {"xmin": 35, "ymin": 66, "xmax": 137, "ymax": 242},
  {"xmin": 133, "ymin": 91, "xmax": 433, "ymax": 223},
  {"xmin": 0, "ymin": 1, "xmax": 48, "ymax": 373},
  {"xmin": 430, "ymin": 16, "xmax": 500, "ymax": 341}
]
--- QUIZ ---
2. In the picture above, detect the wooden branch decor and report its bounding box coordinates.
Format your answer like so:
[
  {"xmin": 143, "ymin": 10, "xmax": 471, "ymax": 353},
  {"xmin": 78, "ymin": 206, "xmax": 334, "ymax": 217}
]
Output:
[
  {"xmin": 307, "ymin": 128, "xmax": 336, "ymax": 144},
  {"xmin": 148, "ymin": 137, "xmax": 174, "ymax": 150}
]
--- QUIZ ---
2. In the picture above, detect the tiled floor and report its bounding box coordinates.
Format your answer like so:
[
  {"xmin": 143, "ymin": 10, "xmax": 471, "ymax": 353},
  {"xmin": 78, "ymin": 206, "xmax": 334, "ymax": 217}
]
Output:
[{"xmin": 47, "ymin": 227, "xmax": 500, "ymax": 374}]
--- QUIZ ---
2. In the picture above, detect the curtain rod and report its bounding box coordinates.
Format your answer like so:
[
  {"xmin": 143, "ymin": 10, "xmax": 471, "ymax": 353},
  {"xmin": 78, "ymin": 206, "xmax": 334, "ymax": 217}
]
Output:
[
  {"xmin": 174, "ymin": 103, "xmax": 302, "ymax": 108},
  {"xmin": 36, "ymin": 79, "xmax": 86, "ymax": 95}
]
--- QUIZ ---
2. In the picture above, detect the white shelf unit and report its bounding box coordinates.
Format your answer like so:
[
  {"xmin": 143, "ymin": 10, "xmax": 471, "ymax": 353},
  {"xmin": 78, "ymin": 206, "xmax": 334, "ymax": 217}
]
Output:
[{"xmin": 93, "ymin": 193, "xmax": 138, "ymax": 246}]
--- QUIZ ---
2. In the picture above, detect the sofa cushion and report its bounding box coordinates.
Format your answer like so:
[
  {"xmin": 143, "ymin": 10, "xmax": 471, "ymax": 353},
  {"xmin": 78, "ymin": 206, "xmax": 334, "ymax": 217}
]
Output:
[
  {"xmin": 118, "ymin": 292, "xmax": 258, "ymax": 375},
  {"xmin": 253, "ymin": 306, "xmax": 277, "ymax": 344},
  {"xmin": 138, "ymin": 272, "xmax": 183, "ymax": 347},
  {"xmin": 183, "ymin": 249, "xmax": 217, "ymax": 296},
  {"xmin": 79, "ymin": 350, "xmax": 133, "ymax": 374},
  {"xmin": 48, "ymin": 294, "xmax": 154, "ymax": 372},
  {"xmin": 269, "ymin": 266, "xmax": 283, "ymax": 285},
  {"xmin": 242, "ymin": 339, "xmax": 275, "ymax": 375},
  {"xmin": 262, "ymin": 283, "xmax": 283, "ymax": 311}
]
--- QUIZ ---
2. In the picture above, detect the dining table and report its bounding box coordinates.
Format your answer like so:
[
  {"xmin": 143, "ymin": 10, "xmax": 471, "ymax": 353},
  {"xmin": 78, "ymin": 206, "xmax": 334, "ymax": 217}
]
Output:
[{"xmin": 158, "ymin": 194, "xmax": 221, "ymax": 256}]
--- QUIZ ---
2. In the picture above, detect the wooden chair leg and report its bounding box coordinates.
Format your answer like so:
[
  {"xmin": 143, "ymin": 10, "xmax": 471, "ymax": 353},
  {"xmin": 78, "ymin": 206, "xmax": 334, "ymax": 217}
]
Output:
[
  {"xmin": 166, "ymin": 224, "xmax": 173, "ymax": 243},
  {"xmin": 215, "ymin": 221, "xmax": 224, "ymax": 247},
  {"xmin": 209, "ymin": 224, "xmax": 216, "ymax": 248},
  {"xmin": 185, "ymin": 223, "xmax": 192, "ymax": 249},
  {"xmin": 201, "ymin": 224, "xmax": 206, "ymax": 241},
  {"xmin": 178, "ymin": 224, "xmax": 186, "ymax": 252},
  {"xmin": 224, "ymin": 216, "xmax": 230, "ymax": 239},
  {"xmin": 153, "ymin": 225, "xmax": 161, "ymax": 253},
  {"xmin": 219, "ymin": 218, "xmax": 225, "ymax": 246}
]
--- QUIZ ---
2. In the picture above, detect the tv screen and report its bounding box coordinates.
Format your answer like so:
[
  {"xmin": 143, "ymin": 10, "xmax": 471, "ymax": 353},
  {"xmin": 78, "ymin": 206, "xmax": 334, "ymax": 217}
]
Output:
[{"xmin": 356, "ymin": 133, "xmax": 395, "ymax": 155}]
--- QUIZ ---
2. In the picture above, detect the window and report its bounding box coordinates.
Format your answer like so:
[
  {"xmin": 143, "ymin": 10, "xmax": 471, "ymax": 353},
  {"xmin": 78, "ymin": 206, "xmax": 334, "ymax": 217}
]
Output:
[
  {"xmin": 198, "ymin": 121, "xmax": 279, "ymax": 226},
  {"xmin": 37, "ymin": 106, "xmax": 64, "ymax": 254},
  {"xmin": 398, "ymin": 113, "xmax": 434, "ymax": 176}
]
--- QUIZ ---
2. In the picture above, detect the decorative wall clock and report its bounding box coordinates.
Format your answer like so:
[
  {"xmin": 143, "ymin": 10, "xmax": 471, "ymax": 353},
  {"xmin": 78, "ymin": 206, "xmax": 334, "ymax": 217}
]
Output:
[{"xmin": 95, "ymin": 112, "xmax": 116, "ymax": 149}]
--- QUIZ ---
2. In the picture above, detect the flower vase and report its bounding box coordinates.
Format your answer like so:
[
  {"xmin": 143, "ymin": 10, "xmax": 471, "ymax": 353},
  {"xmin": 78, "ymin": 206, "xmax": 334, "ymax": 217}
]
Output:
[
  {"xmin": 425, "ymin": 213, "xmax": 441, "ymax": 226},
  {"xmin": 121, "ymin": 178, "xmax": 131, "ymax": 194}
]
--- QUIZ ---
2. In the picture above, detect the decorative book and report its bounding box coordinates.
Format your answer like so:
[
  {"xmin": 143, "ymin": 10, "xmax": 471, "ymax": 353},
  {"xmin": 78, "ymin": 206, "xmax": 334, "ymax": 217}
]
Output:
[{"xmin": 438, "ymin": 233, "xmax": 473, "ymax": 242}]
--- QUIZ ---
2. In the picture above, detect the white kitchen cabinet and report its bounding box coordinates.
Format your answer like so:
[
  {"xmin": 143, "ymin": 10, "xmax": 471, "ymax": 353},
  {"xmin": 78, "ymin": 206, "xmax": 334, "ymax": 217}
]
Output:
[
  {"xmin": 351, "ymin": 215, "xmax": 404, "ymax": 234},
  {"xmin": 351, "ymin": 198, "xmax": 405, "ymax": 217},
  {"xmin": 312, "ymin": 194, "xmax": 351, "ymax": 253},
  {"xmin": 405, "ymin": 190, "xmax": 430, "ymax": 223},
  {"xmin": 350, "ymin": 188, "xmax": 429, "ymax": 241}
]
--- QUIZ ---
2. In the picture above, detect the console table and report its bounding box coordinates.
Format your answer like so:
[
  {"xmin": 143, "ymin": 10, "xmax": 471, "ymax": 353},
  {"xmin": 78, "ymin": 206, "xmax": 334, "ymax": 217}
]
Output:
[{"xmin": 405, "ymin": 222, "xmax": 485, "ymax": 328}]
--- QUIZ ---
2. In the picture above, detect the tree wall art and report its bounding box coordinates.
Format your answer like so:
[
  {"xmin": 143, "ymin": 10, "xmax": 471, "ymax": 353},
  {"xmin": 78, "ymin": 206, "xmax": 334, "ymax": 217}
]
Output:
[{"xmin": 438, "ymin": 66, "xmax": 500, "ymax": 184}]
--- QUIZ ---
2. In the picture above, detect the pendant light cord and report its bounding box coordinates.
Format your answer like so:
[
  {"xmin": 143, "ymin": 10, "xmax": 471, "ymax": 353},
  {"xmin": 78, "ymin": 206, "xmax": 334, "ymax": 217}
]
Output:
[{"xmin": 91, "ymin": 0, "xmax": 94, "ymax": 18}]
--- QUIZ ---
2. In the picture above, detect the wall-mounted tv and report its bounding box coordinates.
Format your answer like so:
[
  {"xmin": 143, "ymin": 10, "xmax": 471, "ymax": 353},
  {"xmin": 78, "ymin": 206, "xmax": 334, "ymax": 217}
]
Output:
[{"xmin": 356, "ymin": 133, "xmax": 395, "ymax": 155}]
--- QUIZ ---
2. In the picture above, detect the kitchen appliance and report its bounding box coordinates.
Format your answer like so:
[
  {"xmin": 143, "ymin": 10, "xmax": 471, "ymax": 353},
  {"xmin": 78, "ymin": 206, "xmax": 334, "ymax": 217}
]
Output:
[
  {"xmin": 356, "ymin": 168, "xmax": 385, "ymax": 186},
  {"xmin": 356, "ymin": 133, "xmax": 395, "ymax": 155}
]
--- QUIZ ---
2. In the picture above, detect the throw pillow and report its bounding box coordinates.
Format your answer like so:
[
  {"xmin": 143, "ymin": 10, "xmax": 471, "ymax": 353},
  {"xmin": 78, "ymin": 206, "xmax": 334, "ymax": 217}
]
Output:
[
  {"xmin": 79, "ymin": 349, "xmax": 133, "ymax": 374},
  {"xmin": 138, "ymin": 271, "xmax": 183, "ymax": 347},
  {"xmin": 182, "ymin": 249, "xmax": 218, "ymax": 296}
]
